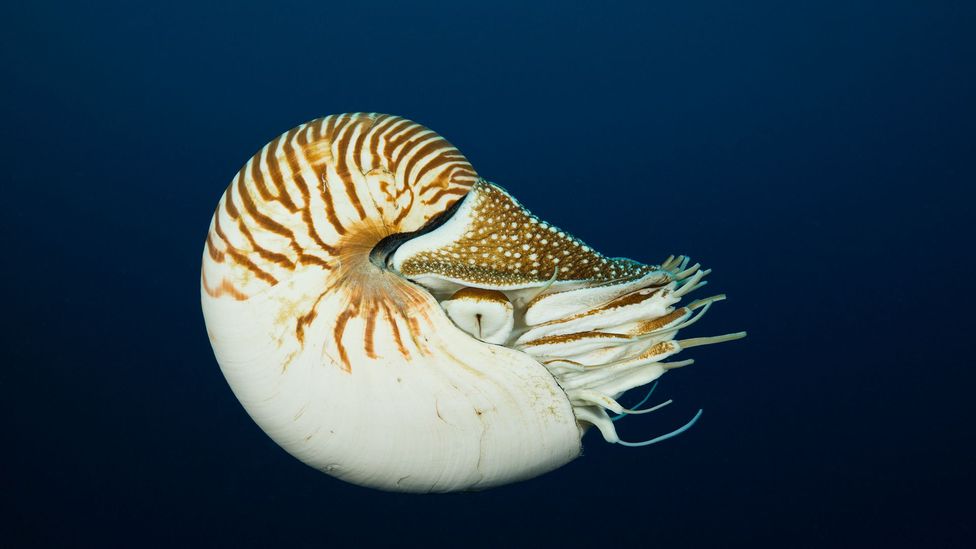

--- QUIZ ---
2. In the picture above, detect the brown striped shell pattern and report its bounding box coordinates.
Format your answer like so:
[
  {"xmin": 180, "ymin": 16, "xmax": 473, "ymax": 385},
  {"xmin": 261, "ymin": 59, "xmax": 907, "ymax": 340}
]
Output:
[{"xmin": 201, "ymin": 113, "xmax": 745, "ymax": 493}]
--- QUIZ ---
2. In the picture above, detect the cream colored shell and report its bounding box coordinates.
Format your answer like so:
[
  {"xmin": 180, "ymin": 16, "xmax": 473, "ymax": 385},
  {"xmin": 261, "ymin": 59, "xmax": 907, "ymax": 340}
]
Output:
[{"xmin": 200, "ymin": 113, "xmax": 743, "ymax": 492}]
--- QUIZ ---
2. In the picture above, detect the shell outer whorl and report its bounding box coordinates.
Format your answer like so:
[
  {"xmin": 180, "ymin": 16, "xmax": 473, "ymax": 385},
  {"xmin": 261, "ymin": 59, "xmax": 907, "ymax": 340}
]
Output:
[
  {"xmin": 201, "ymin": 113, "xmax": 480, "ymax": 370},
  {"xmin": 202, "ymin": 112, "xmax": 478, "ymax": 303}
]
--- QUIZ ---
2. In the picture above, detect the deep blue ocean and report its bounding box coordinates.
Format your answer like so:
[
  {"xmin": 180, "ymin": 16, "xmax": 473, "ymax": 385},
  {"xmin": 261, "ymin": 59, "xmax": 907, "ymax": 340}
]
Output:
[{"xmin": 3, "ymin": 1, "xmax": 974, "ymax": 547}]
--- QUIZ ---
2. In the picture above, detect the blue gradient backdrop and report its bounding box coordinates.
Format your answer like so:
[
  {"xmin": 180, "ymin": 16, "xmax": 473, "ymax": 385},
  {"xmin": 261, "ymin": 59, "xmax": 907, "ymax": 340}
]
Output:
[{"xmin": 2, "ymin": 1, "xmax": 973, "ymax": 547}]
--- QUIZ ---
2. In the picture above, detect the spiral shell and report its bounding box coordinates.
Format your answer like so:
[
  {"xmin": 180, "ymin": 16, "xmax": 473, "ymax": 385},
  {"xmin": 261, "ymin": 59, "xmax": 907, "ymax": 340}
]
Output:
[{"xmin": 201, "ymin": 113, "xmax": 744, "ymax": 492}]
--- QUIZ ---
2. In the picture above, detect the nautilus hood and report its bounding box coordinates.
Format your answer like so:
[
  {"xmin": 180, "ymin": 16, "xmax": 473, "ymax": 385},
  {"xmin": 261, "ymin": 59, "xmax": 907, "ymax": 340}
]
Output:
[
  {"xmin": 391, "ymin": 180, "xmax": 651, "ymax": 292},
  {"xmin": 201, "ymin": 112, "xmax": 744, "ymax": 493}
]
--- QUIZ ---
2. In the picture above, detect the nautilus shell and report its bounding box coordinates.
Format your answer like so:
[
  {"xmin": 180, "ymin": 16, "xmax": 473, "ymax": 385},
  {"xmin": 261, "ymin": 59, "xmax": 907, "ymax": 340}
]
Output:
[{"xmin": 201, "ymin": 113, "xmax": 744, "ymax": 493}]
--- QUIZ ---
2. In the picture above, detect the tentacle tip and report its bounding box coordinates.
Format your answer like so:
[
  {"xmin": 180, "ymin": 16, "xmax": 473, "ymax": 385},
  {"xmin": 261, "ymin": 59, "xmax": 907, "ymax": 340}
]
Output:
[{"xmin": 614, "ymin": 408, "xmax": 704, "ymax": 448}]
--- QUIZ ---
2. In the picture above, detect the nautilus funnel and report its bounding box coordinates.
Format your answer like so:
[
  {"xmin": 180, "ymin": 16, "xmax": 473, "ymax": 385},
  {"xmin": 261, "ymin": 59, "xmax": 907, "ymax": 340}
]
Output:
[{"xmin": 201, "ymin": 113, "xmax": 744, "ymax": 493}]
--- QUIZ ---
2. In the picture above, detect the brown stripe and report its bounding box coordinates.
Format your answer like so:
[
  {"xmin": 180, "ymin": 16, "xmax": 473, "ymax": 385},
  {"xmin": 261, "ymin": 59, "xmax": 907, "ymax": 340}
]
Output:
[
  {"xmin": 378, "ymin": 178, "xmax": 395, "ymax": 202},
  {"xmin": 322, "ymin": 115, "xmax": 341, "ymax": 142},
  {"xmin": 264, "ymin": 134, "xmax": 297, "ymax": 212},
  {"xmin": 383, "ymin": 122, "xmax": 427, "ymax": 161},
  {"xmin": 631, "ymin": 307, "xmax": 689, "ymax": 335},
  {"xmin": 387, "ymin": 124, "xmax": 427, "ymax": 165},
  {"xmin": 292, "ymin": 126, "xmax": 348, "ymax": 236},
  {"xmin": 380, "ymin": 302, "xmax": 409, "ymax": 359},
  {"xmin": 383, "ymin": 119, "xmax": 420, "ymax": 149},
  {"xmin": 416, "ymin": 156, "xmax": 469, "ymax": 194},
  {"xmin": 295, "ymin": 291, "xmax": 326, "ymax": 344},
  {"xmin": 333, "ymin": 307, "xmax": 355, "ymax": 372},
  {"xmin": 312, "ymin": 117, "xmax": 328, "ymax": 141},
  {"xmin": 317, "ymin": 172, "xmax": 347, "ymax": 236},
  {"xmin": 405, "ymin": 313, "xmax": 428, "ymax": 356},
  {"xmin": 299, "ymin": 253, "xmax": 333, "ymax": 269},
  {"xmin": 422, "ymin": 185, "xmax": 468, "ymax": 205},
  {"xmin": 601, "ymin": 287, "xmax": 661, "ymax": 310},
  {"xmin": 201, "ymin": 268, "xmax": 248, "ymax": 301},
  {"xmin": 523, "ymin": 331, "xmax": 629, "ymax": 347},
  {"xmin": 376, "ymin": 118, "xmax": 411, "ymax": 157},
  {"xmin": 401, "ymin": 139, "xmax": 452, "ymax": 188},
  {"xmin": 451, "ymin": 167, "xmax": 478, "ymax": 181},
  {"xmin": 368, "ymin": 115, "xmax": 398, "ymax": 168},
  {"xmin": 363, "ymin": 303, "xmax": 377, "ymax": 359},
  {"xmin": 296, "ymin": 123, "xmax": 311, "ymax": 146},
  {"xmin": 223, "ymin": 176, "xmax": 241, "ymax": 218},
  {"xmin": 223, "ymin": 244, "xmax": 278, "ymax": 286},
  {"xmin": 282, "ymin": 127, "xmax": 342, "ymax": 249},
  {"xmin": 237, "ymin": 177, "xmax": 297, "ymax": 241},
  {"xmin": 236, "ymin": 217, "xmax": 295, "ymax": 269},
  {"xmin": 249, "ymin": 154, "xmax": 275, "ymax": 202},
  {"xmin": 448, "ymin": 287, "xmax": 509, "ymax": 304},
  {"xmin": 392, "ymin": 185, "xmax": 415, "ymax": 226},
  {"xmin": 234, "ymin": 183, "xmax": 304, "ymax": 277},
  {"xmin": 534, "ymin": 283, "xmax": 665, "ymax": 328},
  {"xmin": 637, "ymin": 341, "xmax": 676, "ymax": 359},
  {"xmin": 333, "ymin": 118, "xmax": 367, "ymax": 220},
  {"xmin": 212, "ymin": 211, "xmax": 233, "ymax": 249},
  {"xmin": 352, "ymin": 116, "xmax": 372, "ymax": 173},
  {"xmin": 205, "ymin": 231, "xmax": 224, "ymax": 262},
  {"xmin": 281, "ymin": 126, "xmax": 310, "ymax": 193}
]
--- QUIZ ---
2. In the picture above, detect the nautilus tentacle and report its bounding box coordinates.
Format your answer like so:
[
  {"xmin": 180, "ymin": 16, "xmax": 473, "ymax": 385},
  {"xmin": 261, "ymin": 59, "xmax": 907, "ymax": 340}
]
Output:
[{"xmin": 201, "ymin": 113, "xmax": 744, "ymax": 493}]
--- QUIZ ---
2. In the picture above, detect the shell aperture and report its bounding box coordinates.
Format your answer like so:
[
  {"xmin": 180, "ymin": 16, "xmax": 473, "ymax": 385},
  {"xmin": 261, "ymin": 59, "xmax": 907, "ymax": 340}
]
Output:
[
  {"xmin": 201, "ymin": 112, "xmax": 744, "ymax": 493},
  {"xmin": 391, "ymin": 180, "xmax": 652, "ymax": 290}
]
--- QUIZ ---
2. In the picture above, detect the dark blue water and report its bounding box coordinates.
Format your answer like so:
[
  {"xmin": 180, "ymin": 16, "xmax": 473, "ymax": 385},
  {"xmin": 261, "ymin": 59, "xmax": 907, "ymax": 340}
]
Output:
[{"xmin": 3, "ymin": 1, "xmax": 974, "ymax": 547}]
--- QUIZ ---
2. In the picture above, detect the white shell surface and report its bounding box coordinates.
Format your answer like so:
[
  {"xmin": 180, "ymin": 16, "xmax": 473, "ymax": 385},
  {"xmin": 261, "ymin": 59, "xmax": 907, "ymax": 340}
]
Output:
[{"xmin": 203, "ymin": 267, "xmax": 581, "ymax": 492}]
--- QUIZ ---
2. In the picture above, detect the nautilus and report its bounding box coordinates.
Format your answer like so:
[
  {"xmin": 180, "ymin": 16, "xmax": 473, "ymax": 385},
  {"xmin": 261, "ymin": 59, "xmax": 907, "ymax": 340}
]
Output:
[{"xmin": 201, "ymin": 113, "xmax": 744, "ymax": 493}]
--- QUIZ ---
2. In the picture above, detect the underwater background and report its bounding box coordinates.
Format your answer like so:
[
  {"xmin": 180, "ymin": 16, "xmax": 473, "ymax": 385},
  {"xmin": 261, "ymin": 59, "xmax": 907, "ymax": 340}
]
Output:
[{"xmin": 3, "ymin": 1, "xmax": 974, "ymax": 547}]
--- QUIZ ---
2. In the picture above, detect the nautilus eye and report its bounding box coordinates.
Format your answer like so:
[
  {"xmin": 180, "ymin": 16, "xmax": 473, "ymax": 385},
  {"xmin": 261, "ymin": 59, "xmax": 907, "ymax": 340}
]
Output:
[
  {"xmin": 440, "ymin": 288, "xmax": 514, "ymax": 345},
  {"xmin": 201, "ymin": 112, "xmax": 745, "ymax": 493}
]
